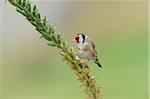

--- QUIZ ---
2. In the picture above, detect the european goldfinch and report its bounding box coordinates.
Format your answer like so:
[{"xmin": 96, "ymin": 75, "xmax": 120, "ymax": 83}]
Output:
[{"xmin": 74, "ymin": 33, "xmax": 102, "ymax": 68}]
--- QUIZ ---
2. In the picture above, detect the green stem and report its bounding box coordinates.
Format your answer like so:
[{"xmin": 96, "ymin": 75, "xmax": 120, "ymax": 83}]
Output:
[{"xmin": 7, "ymin": 0, "xmax": 103, "ymax": 99}]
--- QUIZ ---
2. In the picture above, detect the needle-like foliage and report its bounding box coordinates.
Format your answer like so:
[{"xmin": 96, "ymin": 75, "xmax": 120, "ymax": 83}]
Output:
[{"xmin": 7, "ymin": 0, "xmax": 103, "ymax": 99}]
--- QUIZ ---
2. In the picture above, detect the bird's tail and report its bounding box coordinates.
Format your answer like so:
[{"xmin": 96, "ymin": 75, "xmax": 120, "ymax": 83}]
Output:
[{"xmin": 95, "ymin": 58, "xmax": 102, "ymax": 68}]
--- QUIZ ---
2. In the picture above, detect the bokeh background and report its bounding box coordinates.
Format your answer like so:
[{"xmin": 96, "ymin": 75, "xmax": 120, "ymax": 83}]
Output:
[{"xmin": 0, "ymin": 0, "xmax": 148, "ymax": 99}]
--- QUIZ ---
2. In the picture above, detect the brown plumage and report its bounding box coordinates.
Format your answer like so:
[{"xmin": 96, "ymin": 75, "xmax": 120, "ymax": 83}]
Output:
[{"xmin": 74, "ymin": 33, "xmax": 102, "ymax": 68}]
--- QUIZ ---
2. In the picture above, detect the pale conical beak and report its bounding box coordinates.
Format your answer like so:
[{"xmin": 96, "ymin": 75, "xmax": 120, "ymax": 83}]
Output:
[{"xmin": 73, "ymin": 39, "xmax": 76, "ymax": 43}]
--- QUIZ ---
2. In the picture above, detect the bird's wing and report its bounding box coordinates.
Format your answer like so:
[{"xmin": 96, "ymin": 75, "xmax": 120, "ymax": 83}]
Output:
[{"xmin": 89, "ymin": 40, "xmax": 97, "ymax": 54}]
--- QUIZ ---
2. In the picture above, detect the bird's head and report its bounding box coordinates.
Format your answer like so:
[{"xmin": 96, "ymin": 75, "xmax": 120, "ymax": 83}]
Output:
[{"xmin": 74, "ymin": 33, "xmax": 87, "ymax": 44}]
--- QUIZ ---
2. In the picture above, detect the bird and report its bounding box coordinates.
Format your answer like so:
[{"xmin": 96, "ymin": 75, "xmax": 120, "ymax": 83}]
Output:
[{"xmin": 73, "ymin": 33, "xmax": 102, "ymax": 68}]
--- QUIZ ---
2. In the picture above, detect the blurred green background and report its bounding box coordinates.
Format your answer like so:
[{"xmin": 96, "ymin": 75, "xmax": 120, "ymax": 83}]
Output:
[{"xmin": 0, "ymin": 1, "xmax": 148, "ymax": 99}]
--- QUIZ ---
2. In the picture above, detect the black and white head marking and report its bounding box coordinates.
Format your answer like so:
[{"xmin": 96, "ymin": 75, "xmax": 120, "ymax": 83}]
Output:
[{"xmin": 78, "ymin": 33, "xmax": 86, "ymax": 44}]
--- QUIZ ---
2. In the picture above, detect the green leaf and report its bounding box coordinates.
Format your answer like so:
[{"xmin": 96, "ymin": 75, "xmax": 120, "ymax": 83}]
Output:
[
  {"xmin": 42, "ymin": 17, "xmax": 47, "ymax": 26},
  {"xmin": 26, "ymin": 1, "xmax": 31, "ymax": 12},
  {"xmin": 36, "ymin": 27, "xmax": 44, "ymax": 32},
  {"xmin": 32, "ymin": 5, "xmax": 37, "ymax": 17},
  {"xmin": 30, "ymin": 21, "xmax": 37, "ymax": 27},
  {"xmin": 47, "ymin": 42, "xmax": 56, "ymax": 46},
  {"xmin": 43, "ymin": 16, "xmax": 47, "ymax": 23},
  {"xmin": 26, "ymin": 15, "xmax": 33, "ymax": 21},
  {"xmin": 8, "ymin": 0, "xmax": 17, "ymax": 6},
  {"xmin": 37, "ymin": 13, "xmax": 41, "ymax": 19},
  {"xmin": 22, "ymin": 0, "xmax": 26, "ymax": 7},
  {"xmin": 16, "ymin": 9, "xmax": 26, "ymax": 17},
  {"xmin": 33, "ymin": 11, "xmax": 37, "ymax": 17},
  {"xmin": 36, "ymin": 21, "xmax": 42, "ymax": 27},
  {"xmin": 48, "ymin": 27, "xmax": 51, "ymax": 34},
  {"xmin": 63, "ymin": 41, "xmax": 68, "ymax": 49},
  {"xmin": 33, "ymin": 5, "xmax": 36, "ymax": 11},
  {"xmin": 18, "ymin": 0, "xmax": 22, "ymax": 5}
]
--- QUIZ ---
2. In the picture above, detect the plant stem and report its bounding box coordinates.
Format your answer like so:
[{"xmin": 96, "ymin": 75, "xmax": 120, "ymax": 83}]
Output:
[{"xmin": 7, "ymin": 0, "xmax": 103, "ymax": 99}]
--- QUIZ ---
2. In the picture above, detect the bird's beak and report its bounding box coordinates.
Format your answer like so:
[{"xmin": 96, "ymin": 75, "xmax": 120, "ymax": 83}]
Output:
[{"xmin": 73, "ymin": 38, "xmax": 76, "ymax": 43}]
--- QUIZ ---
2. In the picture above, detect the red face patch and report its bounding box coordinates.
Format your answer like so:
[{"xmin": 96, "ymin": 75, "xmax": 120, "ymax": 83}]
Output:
[{"xmin": 75, "ymin": 36, "xmax": 80, "ymax": 43}]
